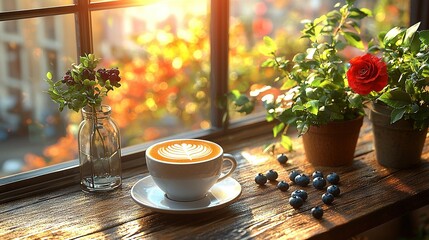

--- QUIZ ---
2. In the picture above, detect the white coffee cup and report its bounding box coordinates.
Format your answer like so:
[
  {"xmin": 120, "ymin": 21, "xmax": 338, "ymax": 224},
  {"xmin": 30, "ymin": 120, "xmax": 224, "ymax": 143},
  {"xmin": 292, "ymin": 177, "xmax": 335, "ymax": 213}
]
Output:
[{"xmin": 146, "ymin": 139, "xmax": 237, "ymax": 202}]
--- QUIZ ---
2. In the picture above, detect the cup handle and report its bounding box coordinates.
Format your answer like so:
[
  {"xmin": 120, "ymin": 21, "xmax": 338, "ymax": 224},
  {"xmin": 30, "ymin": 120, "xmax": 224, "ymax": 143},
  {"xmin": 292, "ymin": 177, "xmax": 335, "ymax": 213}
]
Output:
[{"xmin": 217, "ymin": 153, "xmax": 237, "ymax": 182}]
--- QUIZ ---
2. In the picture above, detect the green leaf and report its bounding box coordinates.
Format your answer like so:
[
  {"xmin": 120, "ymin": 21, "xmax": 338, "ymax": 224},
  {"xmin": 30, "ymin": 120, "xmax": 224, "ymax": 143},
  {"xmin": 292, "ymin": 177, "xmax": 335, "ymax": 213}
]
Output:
[
  {"xmin": 46, "ymin": 72, "xmax": 53, "ymax": 80},
  {"xmin": 273, "ymin": 122, "xmax": 285, "ymax": 137},
  {"xmin": 349, "ymin": 7, "xmax": 370, "ymax": 19},
  {"xmin": 266, "ymin": 114, "xmax": 274, "ymax": 122},
  {"xmin": 319, "ymin": 81, "xmax": 341, "ymax": 90},
  {"xmin": 281, "ymin": 135, "xmax": 293, "ymax": 151},
  {"xmin": 278, "ymin": 109, "xmax": 298, "ymax": 125},
  {"xmin": 421, "ymin": 64, "xmax": 429, "ymax": 77},
  {"xmin": 390, "ymin": 107, "xmax": 406, "ymax": 123},
  {"xmin": 343, "ymin": 31, "xmax": 364, "ymax": 49},
  {"xmin": 305, "ymin": 88, "xmax": 318, "ymax": 99},
  {"xmin": 405, "ymin": 79, "xmax": 415, "ymax": 95},
  {"xmin": 359, "ymin": 8, "xmax": 372, "ymax": 17},
  {"xmin": 230, "ymin": 90, "xmax": 241, "ymax": 99},
  {"xmin": 261, "ymin": 59, "xmax": 276, "ymax": 67},
  {"xmin": 292, "ymin": 53, "xmax": 306, "ymax": 63},
  {"xmin": 419, "ymin": 30, "xmax": 429, "ymax": 45},
  {"xmin": 292, "ymin": 105, "xmax": 305, "ymax": 112},
  {"xmin": 305, "ymin": 100, "xmax": 319, "ymax": 115},
  {"xmin": 235, "ymin": 95, "xmax": 249, "ymax": 106},
  {"xmin": 378, "ymin": 89, "xmax": 412, "ymax": 108},
  {"xmin": 280, "ymin": 78, "xmax": 297, "ymax": 90},
  {"xmin": 313, "ymin": 15, "xmax": 327, "ymax": 28},
  {"xmin": 83, "ymin": 79, "xmax": 91, "ymax": 86},
  {"xmin": 348, "ymin": 93, "xmax": 363, "ymax": 108},
  {"xmin": 383, "ymin": 27, "xmax": 404, "ymax": 44},
  {"xmin": 306, "ymin": 48, "xmax": 317, "ymax": 60},
  {"xmin": 260, "ymin": 36, "xmax": 277, "ymax": 56},
  {"xmin": 404, "ymin": 22, "xmax": 420, "ymax": 45}
]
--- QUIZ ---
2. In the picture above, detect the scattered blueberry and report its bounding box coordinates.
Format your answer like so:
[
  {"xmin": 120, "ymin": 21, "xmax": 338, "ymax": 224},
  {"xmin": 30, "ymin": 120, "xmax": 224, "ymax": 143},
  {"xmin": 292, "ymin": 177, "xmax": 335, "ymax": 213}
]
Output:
[
  {"xmin": 311, "ymin": 206, "xmax": 324, "ymax": 219},
  {"xmin": 289, "ymin": 196, "xmax": 304, "ymax": 209},
  {"xmin": 291, "ymin": 189, "xmax": 308, "ymax": 201},
  {"xmin": 266, "ymin": 169, "xmax": 279, "ymax": 181},
  {"xmin": 312, "ymin": 177, "xmax": 327, "ymax": 190},
  {"xmin": 277, "ymin": 154, "xmax": 289, "ymax": 164},
  {"xmin": 289, "ymin": 170, "xmax": 300, "ymax": 183},
  {"xmin": 327, "ymin": 185, "xmax": 340, "ymax": 197},
  {"xmin": 277, "ymin": 181, "xmax": 290, "ymax": 191},
  {"xmin": 294, "ymin": 174, "xmax": 310, "ymax": 187},
  {"xmin": 322, "ymin": 193, "xmax": 335, "ymax": 205},
  {"xmin": 255, "ymin": 173, "xmax": 268, "ymax": 185},
  {"xmin": 326, "ymin": 172, "xmax": 340, "ymax": 185},
  {"xmin": 312, "ymin": 171, "xmax": 324, "ymax": 179}
]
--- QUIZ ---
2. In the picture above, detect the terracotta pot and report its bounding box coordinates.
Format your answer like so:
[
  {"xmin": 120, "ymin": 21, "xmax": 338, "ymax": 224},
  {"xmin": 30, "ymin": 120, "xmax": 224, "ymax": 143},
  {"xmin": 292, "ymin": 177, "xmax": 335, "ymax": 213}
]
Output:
[
  {"xmin": 370, "ymin": 102, "xmax": 428, "ymax": 169},
  {"xmin": 302, "ymin": 116, "xmax": 363, "ymax": 167}
]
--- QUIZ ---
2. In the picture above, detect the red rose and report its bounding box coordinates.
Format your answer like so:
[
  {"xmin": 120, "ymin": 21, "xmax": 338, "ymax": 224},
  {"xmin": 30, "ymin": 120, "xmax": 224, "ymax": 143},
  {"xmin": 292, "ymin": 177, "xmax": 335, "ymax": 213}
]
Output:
[{"xmin": 347, "ymin": 53, "xmax": 388, "ymax": 95}]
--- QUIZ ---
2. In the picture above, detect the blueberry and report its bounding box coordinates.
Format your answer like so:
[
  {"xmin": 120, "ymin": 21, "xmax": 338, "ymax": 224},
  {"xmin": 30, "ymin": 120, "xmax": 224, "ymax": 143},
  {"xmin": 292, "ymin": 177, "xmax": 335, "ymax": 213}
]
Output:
[
  {"xmin": 311, "ymin": 206, "xmax": 324, "ymax": 219},
  {"xmin": 277, "ymin": 181, "xmax": 290, "ymax": 191},
  {"xmin": 294, "ymin": 174, "xmax": 310, "ymax": 187},
  {"xmin": 327, "ymin": 185, "xmax": 340, "ymax": 197},
  {"xmin": 289, "ymin": 170, "xmax": 300, "ymax": 182},
  {"xmin": 312, "ymin": 171, "xmax": 324, "ymax": 179},
  {"xmin": 277, "ymin": 154, "xmax": 288, "ymax": 164},
  {"xmin": 312, "ymin": 177, "xmax": 327, "ymax": 190},
  {"xmin": 266, "ymin": 169, "xmax": 279, "ymax": 181},
  {"xmin": 255, "ymin": 173, "xmax": 267, "ymax": 185},
  {"xmin": 289, "ymin": 196, "xmax": 304, "ymax": 209},
  {"xmin": 322, "ymin": 193, "xmax": 335, "ymax": 205},
  {"xmin": 326, "ymin": 172, "xmax": 340, "ymax": 185},
  {"xmin": 291, "ymin": 189, "xmax": 308, "ymax": 201}
]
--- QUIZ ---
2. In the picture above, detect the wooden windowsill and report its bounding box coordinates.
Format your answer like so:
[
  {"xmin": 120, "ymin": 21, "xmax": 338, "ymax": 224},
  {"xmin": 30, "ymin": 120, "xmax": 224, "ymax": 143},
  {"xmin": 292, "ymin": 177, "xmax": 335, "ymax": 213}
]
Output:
[{"xmin": 1, "ymin": 117, "xmax": 429, "ymax": 239}]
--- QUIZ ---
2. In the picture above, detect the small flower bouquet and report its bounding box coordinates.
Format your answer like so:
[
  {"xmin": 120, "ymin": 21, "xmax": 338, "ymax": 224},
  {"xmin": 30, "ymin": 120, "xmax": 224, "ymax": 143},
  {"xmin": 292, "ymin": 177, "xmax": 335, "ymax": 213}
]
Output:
[
  {"xmin": 46, "ymin": 54, "xmax": 121, "ymax": 113},
  {"xmin": 45, "ymin": 54, "xmax": 123, "ymax": 192}
]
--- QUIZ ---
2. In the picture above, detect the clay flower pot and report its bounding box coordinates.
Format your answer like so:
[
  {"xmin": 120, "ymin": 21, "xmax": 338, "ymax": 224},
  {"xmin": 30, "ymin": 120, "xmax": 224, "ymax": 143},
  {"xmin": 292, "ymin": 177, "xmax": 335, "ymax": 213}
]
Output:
[
  {"xmin": 370, "ymin": 102, "xmax": 428, "ymax": 169},
  {"xmin": 302, "ymin": 116, "xmax": 363, "ymax": 167}
]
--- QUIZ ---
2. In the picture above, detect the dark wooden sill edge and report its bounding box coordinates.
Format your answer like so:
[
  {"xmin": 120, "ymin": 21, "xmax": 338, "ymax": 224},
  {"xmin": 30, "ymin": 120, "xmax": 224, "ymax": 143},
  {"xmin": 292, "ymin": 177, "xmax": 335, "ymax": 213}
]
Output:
[
  {"xmin": 0, "ymin": 114, "xmax": 275, "ymax": 204},
  {"xmin": 310, "ymin": 186, "xmax": 429, "ymax": 240}
]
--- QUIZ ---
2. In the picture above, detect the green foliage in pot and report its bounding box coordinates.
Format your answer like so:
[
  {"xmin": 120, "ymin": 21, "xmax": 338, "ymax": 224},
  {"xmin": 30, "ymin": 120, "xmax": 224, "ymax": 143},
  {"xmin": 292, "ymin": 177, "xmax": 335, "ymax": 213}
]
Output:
[
  {"xmin": 347, "ymin": 22, "xmax": 429, "ymax": 130},
  {"xmin": 230, "ymin": 0, "xmax": 369, "ymax": 149}
]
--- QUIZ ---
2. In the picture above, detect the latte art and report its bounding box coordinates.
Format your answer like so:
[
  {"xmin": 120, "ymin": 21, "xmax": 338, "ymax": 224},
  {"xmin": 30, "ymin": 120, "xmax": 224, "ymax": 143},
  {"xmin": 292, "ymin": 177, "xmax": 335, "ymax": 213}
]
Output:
[
  {"xmin": 148, "ymin": 139, "xmax": 222, "ymax": 163},
  {"xmin": 158, "ymin": 143, "xmax": 213, "ymax": 161}
]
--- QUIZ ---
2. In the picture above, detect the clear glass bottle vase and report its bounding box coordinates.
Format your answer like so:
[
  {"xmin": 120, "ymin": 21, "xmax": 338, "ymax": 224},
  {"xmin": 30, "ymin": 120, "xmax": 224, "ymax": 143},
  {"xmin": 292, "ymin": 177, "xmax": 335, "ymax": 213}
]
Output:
[{"xmin": 78, "ymin": 105, "xmax": 122, "ymax": 192}]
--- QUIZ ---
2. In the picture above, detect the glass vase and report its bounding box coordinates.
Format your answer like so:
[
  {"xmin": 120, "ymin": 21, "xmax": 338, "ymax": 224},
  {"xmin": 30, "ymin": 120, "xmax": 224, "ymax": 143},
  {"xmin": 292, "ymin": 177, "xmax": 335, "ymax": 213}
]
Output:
[{"xmin": 78, "ymin": 105, "xmax": 122, "ymax": 192}]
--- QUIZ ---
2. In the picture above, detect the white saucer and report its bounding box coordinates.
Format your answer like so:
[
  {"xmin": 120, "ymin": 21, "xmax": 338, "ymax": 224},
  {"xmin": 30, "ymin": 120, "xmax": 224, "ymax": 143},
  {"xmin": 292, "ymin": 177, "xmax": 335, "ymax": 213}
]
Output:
[{"xmin": 131, "ymin": 175, "xmax": 242, "ymax": 214}]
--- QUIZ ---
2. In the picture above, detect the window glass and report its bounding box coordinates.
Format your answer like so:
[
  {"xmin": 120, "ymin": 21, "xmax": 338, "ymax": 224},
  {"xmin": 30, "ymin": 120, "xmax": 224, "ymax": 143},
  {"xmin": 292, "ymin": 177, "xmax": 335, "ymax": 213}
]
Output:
[
  {"xmin": 0, "ymin": 1, "xmax": 209, "ymax": 177},
  {"xmin": 6, "ymin": 42, "xmax": 23, "ymax": 79},
  {"xmin": 228, "ymin": 0, "xmax": 410, "ymax": 120},
  {"xmin": 92, "ymin": 0, "xmax": 210, "ymax": 147},
  {"xmin": 0, "ymin": 0, "xmax": 74, "ymax": 12},
  {"xmin": 0, "ymin": 0, "xmax": 411, "ymax": 178},
  {"xmin": 0, "ymin": 15, "xmax": 77, "ymax": 177}
]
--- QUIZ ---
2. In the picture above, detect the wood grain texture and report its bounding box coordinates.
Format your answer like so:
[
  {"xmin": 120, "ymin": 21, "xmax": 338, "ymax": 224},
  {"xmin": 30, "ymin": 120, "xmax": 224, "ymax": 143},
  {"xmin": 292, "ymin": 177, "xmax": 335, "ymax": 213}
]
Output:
[{"xmin": 1, "ymin": 118, "xmax": 429, "ymax": 240}]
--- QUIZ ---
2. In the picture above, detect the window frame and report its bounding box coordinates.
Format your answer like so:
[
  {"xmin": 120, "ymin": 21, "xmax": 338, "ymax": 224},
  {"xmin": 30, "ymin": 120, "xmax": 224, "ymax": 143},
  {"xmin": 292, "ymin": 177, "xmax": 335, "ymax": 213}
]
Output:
[{"xmin": 0, "ymin": 0, "xmax": 427, "ymax": 203}]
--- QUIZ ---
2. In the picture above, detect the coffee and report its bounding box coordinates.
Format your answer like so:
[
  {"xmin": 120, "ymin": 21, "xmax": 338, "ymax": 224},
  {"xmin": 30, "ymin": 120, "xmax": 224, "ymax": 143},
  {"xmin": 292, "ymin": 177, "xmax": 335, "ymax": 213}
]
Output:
[
  {"xmin": 146, "ymin": 138, "xmax": 237, "ymax": 201},
  {"xmin": 147, "ymin": 139, "xmax": 222, "ymax": 163}
]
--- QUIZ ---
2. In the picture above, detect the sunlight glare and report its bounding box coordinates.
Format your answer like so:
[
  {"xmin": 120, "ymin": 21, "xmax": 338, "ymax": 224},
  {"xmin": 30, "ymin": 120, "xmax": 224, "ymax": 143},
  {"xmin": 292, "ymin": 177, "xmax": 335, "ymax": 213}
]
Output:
[{"xmin": 241, "ymin": 150, "xmax": 270, "ymax": 165}]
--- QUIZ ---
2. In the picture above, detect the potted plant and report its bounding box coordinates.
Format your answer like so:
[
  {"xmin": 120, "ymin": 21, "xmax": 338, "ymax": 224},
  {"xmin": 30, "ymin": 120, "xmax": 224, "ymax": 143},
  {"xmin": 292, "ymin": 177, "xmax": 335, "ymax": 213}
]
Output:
[
  {"xmin": 46, "ymin": 54, "xmax": 123, "ymax": 192},
  {"xmin": 347, "ymin": 22, "xmax": 429, "ymax": 169},
  {"xmin": 231, "ymin": 1, "xmax": 370, "ymax": 166}
]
